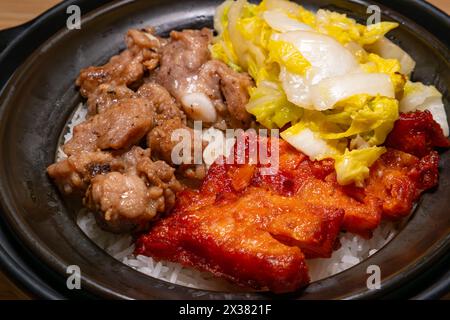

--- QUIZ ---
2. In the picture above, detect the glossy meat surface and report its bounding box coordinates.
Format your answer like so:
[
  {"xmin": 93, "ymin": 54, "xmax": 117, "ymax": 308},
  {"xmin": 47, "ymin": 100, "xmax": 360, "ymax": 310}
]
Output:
[
  {"xmin": 63, "ymin": 98, "xmax": 154, "ymax": 156},
  {"xmin": 365, "ymin": 149, "xmax": 439, "ymax": 219},
  {"xmin": 47, "ymin": 150, "xmax": 122, "ymax": 194},
  {"xmin": 76, "ymin": 28, "xmax": 162, "ymax": 98},
  {"xmin": 48, "ymin": 146, "xmax": 182, "ymax": 233},
  {"xmin": 154, "ymin": 29, "xmax": 253, "ymax": 128}
]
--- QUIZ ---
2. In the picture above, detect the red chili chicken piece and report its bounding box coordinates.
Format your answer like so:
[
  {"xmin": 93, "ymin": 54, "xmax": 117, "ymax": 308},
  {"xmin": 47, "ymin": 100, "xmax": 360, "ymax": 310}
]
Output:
[
  {"xmin": 136, "ymin": 120, "xmax": 444, "ymax": 292},
  {"xmin": 385, "ymin": 110, "xmax": 450, "ymax": 157}
]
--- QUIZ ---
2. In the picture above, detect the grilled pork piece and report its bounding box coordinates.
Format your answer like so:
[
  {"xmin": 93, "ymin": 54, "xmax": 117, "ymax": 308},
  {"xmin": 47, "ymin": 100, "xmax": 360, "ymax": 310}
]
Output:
[
  {"xmin": 48, "ymin": 146, "xmax": 181, "ymax": 233},
  {"xmin": 87, "ymin": 84, "xmax": 136, "ymax": 115},
  {"xmin": 77, "ymin": 28, "xmax": 163, "ymax": 99},
  {"xmin": 197, "ymin": 60, "xmax": 254, "ymax": 124},
  {"xmin": 136, "ymin": 134, "xmax": 442, "ymax": 292},
  {"xmin": 47, "ymin": 151, "xmax": 123, "ymax": 194},
  {"xmin": 136, "ymin": 82, "xmax": 186, "ymax": 126},
  {"xmin": 63, "ymin": 98, "xmax": 154, "ymax": 156},
  {"xmin": 154, "ymin": 29, "xmax": 253, "ymax": 128},
  {"xmin": 85, "ymin": 147, "xmax": 182, "ymax": 233},
  {"xmin": 155, "ymin": 29, "xmax": 212, "ymax": 98}
]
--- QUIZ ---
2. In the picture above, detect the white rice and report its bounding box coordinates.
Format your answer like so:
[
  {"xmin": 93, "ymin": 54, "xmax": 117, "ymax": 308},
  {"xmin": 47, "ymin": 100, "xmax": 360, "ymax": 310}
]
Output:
[
  {"xmin": 56, "ymin": 103, "xmax": 88, "ymax": 161},
  {"xmin": 64, "ymin": 103, "xmax": 400, "ymax": 291},
  {"xmin": 307, "ymin": 221, "xmax": 398, "ymax": 281},
  {"xmin": 76, "ymin": 209, "xmax": 247, "ymax": 291}
]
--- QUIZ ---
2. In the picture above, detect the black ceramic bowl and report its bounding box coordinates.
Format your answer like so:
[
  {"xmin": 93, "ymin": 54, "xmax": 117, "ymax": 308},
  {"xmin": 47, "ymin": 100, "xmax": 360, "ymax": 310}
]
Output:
[{"xmin": 0, "ymin": 0, "xmax": 449, "ymax": 299}]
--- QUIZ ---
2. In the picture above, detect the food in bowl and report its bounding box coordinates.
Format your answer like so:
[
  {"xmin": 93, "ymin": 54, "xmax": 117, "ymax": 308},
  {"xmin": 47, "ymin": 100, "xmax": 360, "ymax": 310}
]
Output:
[{"xmin": 47, "ymin": 0, "xmax": 449, "ymax": 293}]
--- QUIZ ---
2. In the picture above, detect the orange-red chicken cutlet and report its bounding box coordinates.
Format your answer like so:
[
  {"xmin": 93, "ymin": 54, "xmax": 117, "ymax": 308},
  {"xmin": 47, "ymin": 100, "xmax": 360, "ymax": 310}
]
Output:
[{"xmin": 136, "ymin": 111, "xmax": 448, "ymax": 292}]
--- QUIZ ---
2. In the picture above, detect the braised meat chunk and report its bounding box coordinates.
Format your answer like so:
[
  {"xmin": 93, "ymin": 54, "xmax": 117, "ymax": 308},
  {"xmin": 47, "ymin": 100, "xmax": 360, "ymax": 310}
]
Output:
[
  {"xmin": 47, "ymin": 151, "xmax": 122, "ymax": 194},
  {"xmin": 197, "ymin": 60, "xmax": 253, "ymax": 125},
  {"xmin": 147, "ymin": 118, "xmax": 194, "ymax": 164},
  {"xmin": 84, "ymin": 147, "xmax": 182, "ymax": 233},
  {"xmin": 87, "ymin": 172, "xmax": 156, "ymax": 232},
  {"xmin": 136, "ymin": 82, "xmax": 185, "ymax": 125},
  {"xmin": 77, "ymin": 28, "xmax": 163, "ymax": 98},
  {"xmin": 155, "ymin": 28, "xmax": 213, "ymax": 101},
  {"xmin": 155, "ymin": 29, "xmax": 253, "ymax": 127},
  {"xmin": 63, "ymin": 98, "xmax": 154, "ymax": 156},
  {"xmin": 87, "ymin": 84, "xmax": 136, "ymax": 115}
]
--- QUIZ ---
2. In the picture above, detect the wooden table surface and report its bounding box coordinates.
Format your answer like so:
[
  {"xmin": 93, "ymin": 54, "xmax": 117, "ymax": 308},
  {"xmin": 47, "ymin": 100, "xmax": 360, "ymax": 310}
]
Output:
[{"xmin": 0, "ymin": 0, "xmax": 449, "ymax": 300}]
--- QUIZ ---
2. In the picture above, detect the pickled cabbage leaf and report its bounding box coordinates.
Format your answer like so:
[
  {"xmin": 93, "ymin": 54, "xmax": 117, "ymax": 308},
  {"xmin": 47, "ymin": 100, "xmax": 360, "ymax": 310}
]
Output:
[
  {"xmin": 334, "ymin": 146, "xmax": 386, "ymax": 185},
  {"xmin": 246, "ymin": 81, "xmax": 302, "ymax": 128}
]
